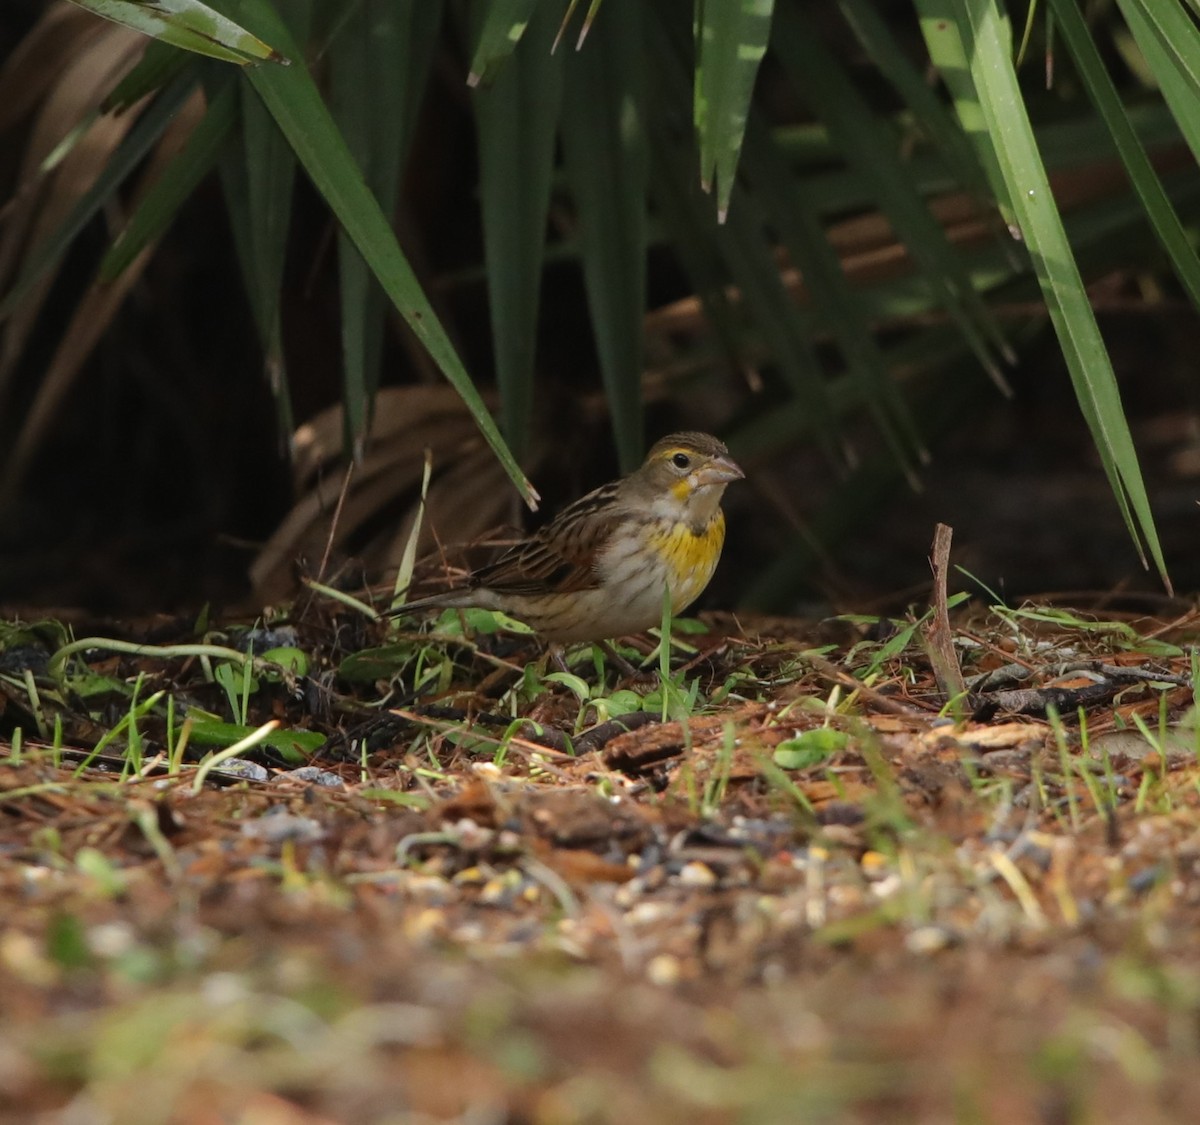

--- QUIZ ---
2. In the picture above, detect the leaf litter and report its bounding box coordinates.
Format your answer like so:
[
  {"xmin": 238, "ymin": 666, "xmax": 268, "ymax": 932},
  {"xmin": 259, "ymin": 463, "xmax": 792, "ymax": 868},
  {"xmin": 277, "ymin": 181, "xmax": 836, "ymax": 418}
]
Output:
[{"xmin": 3, "ymin": 596, "xmax": 1200, "ymax": 1120}]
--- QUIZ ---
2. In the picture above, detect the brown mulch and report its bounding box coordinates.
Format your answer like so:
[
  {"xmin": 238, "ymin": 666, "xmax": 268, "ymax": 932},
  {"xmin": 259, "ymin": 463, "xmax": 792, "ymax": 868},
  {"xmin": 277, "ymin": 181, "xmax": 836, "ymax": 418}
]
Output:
[{"xmin": 3, "ymin": 603, "xmax": 1200, "ymax": 1121}]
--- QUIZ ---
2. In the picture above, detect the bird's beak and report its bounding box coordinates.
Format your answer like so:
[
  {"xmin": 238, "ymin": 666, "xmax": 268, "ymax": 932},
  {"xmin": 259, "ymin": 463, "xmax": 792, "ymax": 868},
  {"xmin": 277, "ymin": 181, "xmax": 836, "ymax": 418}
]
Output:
[{"xmin": 695, "ymin": 454, "xmax": 745, "ymax": 487}]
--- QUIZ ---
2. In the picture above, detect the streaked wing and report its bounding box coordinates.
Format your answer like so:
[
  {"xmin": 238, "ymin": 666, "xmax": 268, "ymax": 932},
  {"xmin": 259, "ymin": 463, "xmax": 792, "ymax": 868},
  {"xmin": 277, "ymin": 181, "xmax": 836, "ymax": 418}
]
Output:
[{"xmin": 470, "ymin": 481, "xmax": 623, "ymax": 595}]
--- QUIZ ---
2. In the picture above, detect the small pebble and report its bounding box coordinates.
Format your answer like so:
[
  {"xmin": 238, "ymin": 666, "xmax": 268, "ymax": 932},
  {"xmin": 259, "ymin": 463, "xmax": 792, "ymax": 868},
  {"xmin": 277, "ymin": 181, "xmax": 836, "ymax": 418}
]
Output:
[
  {"xmin": 401, "ymin": 874, "xmax": 457, "ymax": 904},
  {"xmin": 1128, "ymin": 865, "xmax": 1167, "ymax": 894},
  {"xmin": 646, "ymin": 954, "xmax": 682, "ymax": 986},
  {"xmin": 906, "ymin": 926, "xmax": 955, "ymax": 955},
  {"xmin": 240, "ymin": 808, "xmax": 323, "ymax": 844},
  {"xmin": 613, "ymin": 880, "xmax": 643, "ymax": 908},
  {"xmin": 869, "ymin": 873, "xmax": 903, "ymax": 900},
  {"xmin": 405, "ymin": 908, "xmax": 449, "ymax": 944},
  {"xmin": 451, "ymin": 921, "xmax": 485, "ymax": 944},
  {"xmin": 495, "ymin": 829, "xmax": 523, "ymax": 852},
  {"xmin": 447, "ymin": 819, "xmax": 494, "ymax": 849},
  {"xmin": 626, "ymin": 902, "xmax": 672, "ymax": 927},
  {"xmin": 86, "ymin": 922, "xmax": 136, "ymax": 958},
  {"xmin": 677, "ymin": 861, "xmax": 717, "ymax": 888},
  {"xmin": 282, "ymin": 766, "xmax": 343, "ymax": 788},
  {"xmin": 218, "ymin": 758, "xmax": 269, "ymax": 782}
]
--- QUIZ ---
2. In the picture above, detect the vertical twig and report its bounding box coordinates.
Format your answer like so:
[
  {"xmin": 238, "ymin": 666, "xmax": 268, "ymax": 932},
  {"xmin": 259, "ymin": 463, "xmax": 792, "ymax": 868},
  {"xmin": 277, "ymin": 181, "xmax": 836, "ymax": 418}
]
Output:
[{"xmin": 923, "ymin": 522, "xmax": 966, "ymax": 701}]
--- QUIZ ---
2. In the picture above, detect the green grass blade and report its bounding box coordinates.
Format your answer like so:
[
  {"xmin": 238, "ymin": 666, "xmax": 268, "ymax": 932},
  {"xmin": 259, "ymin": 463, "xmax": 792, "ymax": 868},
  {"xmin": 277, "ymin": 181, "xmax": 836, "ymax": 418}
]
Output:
[
  {"xmin": 100, "ymin": 80, "xmax": 236, "ymax": 280},
  {"xmin": 646, "ymin": 126, "xmax": 751, "ymax": 387},
  {"xmin": 740, "ymin": 111, "xmax": 925, "ymax": 478},
  {"xmin": 332, "ymin": 0, "xmax": 442, "ymax": 457},
  {"xmin": 213, "ymin": 112, "xmax": 261, "ymax": 338},
  {"xmin": 647, "ymin": 180, "xmax": 746, "ymax": 351},
  {"xmin": 1118, "ymin": 0, "xmax": 1200, "ymax": 98},
  {"xmin": 238, "ymin": 0, "xmax": 307, "ymax": 440},
  {"xmin": 911, "ymin": 3, "xmax": 1014, "ymax": 222},
  {"xmin": 718, "ymin": 190, "xmax": 846, "ymax": 465},
  {"xmin": 693, "ymin": 0, "xmax": 775, "ymax": 220},
  {"xmin": 226, "ymin": 0, "xmax": 537, "ymax": 506},
  {"xmin": 561, "ymin": 0, "xmax": 646, "ymax": 470},
  {"xmin": 467, "ymin": 0, "xmax": 540, "ymax": 87},
  {"xmin": 837, "ymin": 0, "xmax": 999, "ymax": 221},
  {"xmin": 1048, "ymin": 0, "xmax": 1200, "ymax": 309},
  {"xmin": 773, "ymin": 3, "xmax": 1013, "ymax": 388},
  {"xmin": 68, "ymin": 0, "xmax": 285, "ymax": 64},
  {"xmin": 922, "ymin": 0, "xmax": 1167, "ymax": 587},
  {"xmin": 474, "ymin": 0, "xmax": 564, "ymax": 462},
  {"xmin": 648, "ymin": 5, "xmax": 842, "ymax": 463},
  {"xmin": 1117, "ymin": 0, "xmax": 1200, "ymax": 162}
]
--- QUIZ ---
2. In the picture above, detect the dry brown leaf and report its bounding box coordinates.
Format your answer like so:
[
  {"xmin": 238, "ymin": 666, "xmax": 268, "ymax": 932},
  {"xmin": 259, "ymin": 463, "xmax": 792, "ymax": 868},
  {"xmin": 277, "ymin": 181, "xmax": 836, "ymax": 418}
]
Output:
[
  {"xmin": 290, "ymin": 384, "xmax": 492, "ymax": 490},
  {"xmin": 917, "ymin": 721, "xmax": 1043, "ymax": 752},
  {"xmin": 0, "ymin": 18, "xmax": 145, "ymax": 398},
  {"xmin": 0, "ymin": 3, "xmax": 100, "ymax": 132},
  {"xmin": 0, "ymin": 88, "xmax": 206, "ymax": 504},
  {"xmin": 253, "ymin": 387, "xmax": 550, "ymax": 599}
]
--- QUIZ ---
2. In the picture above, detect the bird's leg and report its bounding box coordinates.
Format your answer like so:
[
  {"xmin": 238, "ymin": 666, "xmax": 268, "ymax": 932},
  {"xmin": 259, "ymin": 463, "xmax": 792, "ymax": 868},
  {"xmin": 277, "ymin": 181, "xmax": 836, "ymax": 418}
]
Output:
[
  {"xmin": 598, "ymin": 640, "xmax": 654, "ymax": 682},
  {"xmin": 543, "ymin": 641, "xmax": 650, "ymax": 683},
  {"xmin": 547, "ymin": 643, "xmax": 571, "ymax": 674}
]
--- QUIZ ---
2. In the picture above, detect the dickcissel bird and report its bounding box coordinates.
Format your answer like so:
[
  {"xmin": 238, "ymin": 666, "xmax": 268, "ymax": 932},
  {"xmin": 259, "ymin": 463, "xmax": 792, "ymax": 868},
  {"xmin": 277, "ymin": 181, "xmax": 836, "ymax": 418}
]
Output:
[{"xmin": 392, "ymin": 431, "xmax": 743, "ymax": 646}]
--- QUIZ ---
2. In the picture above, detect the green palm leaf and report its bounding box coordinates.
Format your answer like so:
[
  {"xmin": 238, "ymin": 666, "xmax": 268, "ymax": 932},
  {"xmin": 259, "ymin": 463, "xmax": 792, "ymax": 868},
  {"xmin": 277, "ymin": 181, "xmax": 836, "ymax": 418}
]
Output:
[{"xmin": 920, "ymin": 0, "xmax": 1168, "ymax": 587}]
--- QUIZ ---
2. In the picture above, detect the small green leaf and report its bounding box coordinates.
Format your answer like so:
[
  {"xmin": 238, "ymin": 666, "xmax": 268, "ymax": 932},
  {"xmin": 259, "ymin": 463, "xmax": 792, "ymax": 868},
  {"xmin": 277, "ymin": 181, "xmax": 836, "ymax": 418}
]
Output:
[
  {"xmin": 75, "ymin": 847, "xmax": 129, "ymax": 897},
  {"xmin": 1117, "ymin": 1, "xmax": 1200, "ymax": 175},
  {"xmin": 47, "ymin": 911, "xmax": 93, "ymax": 968},
  {"xmin": 544, "ymin": 671, "xmax": 591, "ymax": 701},
  {"xmin": 358, "ymin": 789, "xmax": 433, "ymax": 809},
  {"xmin": 260, "ymin": 646, "xmax": 308, "ymax": 676},
  {"xmin": 337, "ymin": 645, "xmax": 414, "ymax": 683},
  {"xmin": 438, "ymin": 608, "xmax": 536, "ymax": 636},
  {"xmin": 214, "ymin": 661, "xmax": 259, "ymax": 697},
  {"xmin": 773, "ymin": 728, "xmax": 848, "ymax": 770},
  {"xmin": 187, "ymin": 718, "xmax": 322, "ymax": 761},
  {"xmin": 69, "ymin": 674, "xmax": 133, "ymax": 698},
  {"xmin": 598, "ymin": 689, "xmax": 645, "ymax": 714}
]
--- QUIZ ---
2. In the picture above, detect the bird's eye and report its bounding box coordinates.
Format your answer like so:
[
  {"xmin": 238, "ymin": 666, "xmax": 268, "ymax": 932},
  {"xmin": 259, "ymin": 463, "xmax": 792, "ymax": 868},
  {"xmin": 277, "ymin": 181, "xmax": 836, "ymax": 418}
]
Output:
[{"xmin": 671, "ymin": 452, "xmax": 691, "ymax": 470}]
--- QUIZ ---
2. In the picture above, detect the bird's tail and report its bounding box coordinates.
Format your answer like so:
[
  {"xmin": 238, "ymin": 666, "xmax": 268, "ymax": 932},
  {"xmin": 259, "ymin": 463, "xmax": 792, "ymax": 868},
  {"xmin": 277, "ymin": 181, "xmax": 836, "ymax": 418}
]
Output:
[{"xmin": 383, "ymin": 590, "xmax": 472, "ymax": 618}]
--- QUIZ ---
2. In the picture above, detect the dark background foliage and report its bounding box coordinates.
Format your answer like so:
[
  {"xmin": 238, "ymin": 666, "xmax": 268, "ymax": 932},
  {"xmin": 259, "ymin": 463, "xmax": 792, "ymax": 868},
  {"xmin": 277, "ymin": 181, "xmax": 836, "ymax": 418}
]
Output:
[{"xmin": 1, "ymin": 0, "xmax": 1198, "ymax": 617}]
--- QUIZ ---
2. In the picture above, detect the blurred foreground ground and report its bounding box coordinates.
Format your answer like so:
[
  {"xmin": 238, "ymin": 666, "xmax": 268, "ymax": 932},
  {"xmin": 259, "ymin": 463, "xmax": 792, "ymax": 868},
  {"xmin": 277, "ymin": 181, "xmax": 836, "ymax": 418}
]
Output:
[{"xmin": 3, "ymin": 599, "xmax": 1200, "ymax": 1121}]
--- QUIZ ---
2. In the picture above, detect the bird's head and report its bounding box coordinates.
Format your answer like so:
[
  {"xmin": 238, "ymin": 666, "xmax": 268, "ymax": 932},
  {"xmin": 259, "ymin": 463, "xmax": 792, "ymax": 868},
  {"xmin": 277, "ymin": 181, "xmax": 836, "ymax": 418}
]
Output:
[{"xmin": 629, "ymin": 431, "xmax": 744, "ymax": 524}]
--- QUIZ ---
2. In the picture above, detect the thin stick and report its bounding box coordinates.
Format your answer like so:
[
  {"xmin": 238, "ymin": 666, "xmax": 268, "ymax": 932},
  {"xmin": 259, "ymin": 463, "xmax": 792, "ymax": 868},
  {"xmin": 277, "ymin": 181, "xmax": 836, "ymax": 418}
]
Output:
[
  {"xmin": 317, "ymin": 459, "xmax": 356, "ymax": 585},
  {"xmin": 923, "ymin": 522, "xmax": 966, "ymax": 701}
]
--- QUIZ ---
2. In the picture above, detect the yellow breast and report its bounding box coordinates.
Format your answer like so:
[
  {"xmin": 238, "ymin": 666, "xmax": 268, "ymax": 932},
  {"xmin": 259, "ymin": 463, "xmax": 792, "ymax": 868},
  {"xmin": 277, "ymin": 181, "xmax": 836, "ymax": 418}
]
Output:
[{"xmin": 645, "ymin": 512, "xmax": 726, "ymax": 613}]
